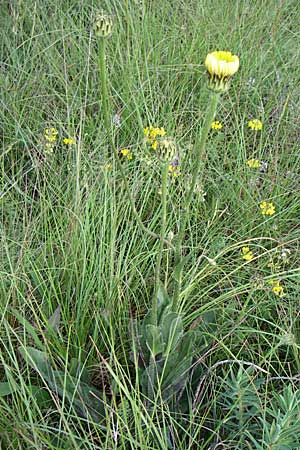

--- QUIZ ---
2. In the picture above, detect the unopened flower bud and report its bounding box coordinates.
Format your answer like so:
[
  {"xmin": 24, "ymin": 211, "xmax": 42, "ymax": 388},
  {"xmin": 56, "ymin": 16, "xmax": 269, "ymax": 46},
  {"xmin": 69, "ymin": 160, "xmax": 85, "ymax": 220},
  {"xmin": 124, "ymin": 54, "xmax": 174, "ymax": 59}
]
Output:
[
  {"xmin": 93, "ymin": 13, "xmax": 113, "ymax": 38},
  {"xmin": 157, "ymin": 138, "xmax": 177, "ymax": 163},
  {"xmin": 205, "ymin": 51, "xmax": 239, "ymax": 92}
]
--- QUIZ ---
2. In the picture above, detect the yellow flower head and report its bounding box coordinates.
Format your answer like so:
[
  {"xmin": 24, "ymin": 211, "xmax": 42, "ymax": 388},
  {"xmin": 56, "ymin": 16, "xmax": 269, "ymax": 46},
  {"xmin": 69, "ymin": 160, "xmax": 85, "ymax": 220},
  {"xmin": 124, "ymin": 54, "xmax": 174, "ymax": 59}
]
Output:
[
  {"xmin": 44, "ymin": 142, "xmax": 54, "ymax": 155},
  {"xmin": 144, "ymin": 126, "xmax": 166, "ymax": 151},
  {"xmin": 205, "ymin": 51, "xmax": 239, "ymax": 92},
  {"xmin": 45, "ymin": 127, "xmax": 58, "ymax": 142},
  {"xmin": 93, "ymin": 12, "xmax": 113, "ymax": 38},
  {"xmin": 211, "ymin": 121, "xmax": 223, "ymax": 130},
  {"xmin": 120, "ymin": 148, "xmax": 133, "ymax": 160},
  {"xmin": 247, "ymin": 158, "xmax": 260, "ymax": 168},
  {"xmin": 144, "ymin": 126, "xmax": 166, "ymax": 139},
  {"xmin": 241, "ymin": 246, "xmax": 254, "ymax": 261},
  {"xmin": 260, "ymin": 201, "xmax": 275, "ymax": 216},
  {"xmin": 268, "ymin": 280, "xmax": 285, "ymax": 297},
  {"xmin": 248, "ymin": 119, "xmax": 262, "ymax": 131},
  {"xmin": 63, "ymin": 137, "xmax": 76, "ymax": 145},
  {"xmin": 168, "ymin": 164, "xmax": 181, "ymax": 177}
]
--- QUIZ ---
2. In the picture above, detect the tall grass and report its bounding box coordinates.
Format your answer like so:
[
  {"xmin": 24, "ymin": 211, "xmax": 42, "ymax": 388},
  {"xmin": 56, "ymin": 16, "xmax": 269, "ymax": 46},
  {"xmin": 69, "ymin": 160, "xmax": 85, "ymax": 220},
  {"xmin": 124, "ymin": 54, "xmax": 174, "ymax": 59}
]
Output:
[{"xmin": 1, "ymin": 0, "xmax": 300, "ymax": 448}]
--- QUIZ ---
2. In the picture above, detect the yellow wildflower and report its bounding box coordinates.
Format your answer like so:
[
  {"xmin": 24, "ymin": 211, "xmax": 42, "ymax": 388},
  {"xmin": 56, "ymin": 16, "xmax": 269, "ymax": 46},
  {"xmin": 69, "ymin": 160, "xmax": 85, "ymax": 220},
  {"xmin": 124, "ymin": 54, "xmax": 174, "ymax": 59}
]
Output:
[
  {"xmin": 120, "ymin": 148, "xmax": 133, "ymax": 160},
  {"xmin": 248, "ymin": 119, "xmax": 262, "ymax": 131},
  {"xmin": 247, "ymin": 159, "xmax": 260, "ymax": 168},
  {"xmin": 144, "ymin": 126, "xmax": 166, "ymax": 139},
  {"xmin": 241, "ymin": 246, "xmax": 254, "ymax": 261},
  {"xmin": 260, "ymin": 201, "xmax": 275, "ymax": 216},
  {"xmin": 63, "ymin": 137, "xmax": 76, "ymax": 145},
  {"xmin": 168, "ymin": 165, "xmax": 181, "ymax": 177},
  {"xmin": 44, "ymin": 142, "xmax": 54, "ymax": 155},
  {"xmin": 144, "ymin": 126, "xmax": 166, "ymax": 151},
  {"xmin": 103, "ymin": 163, "xmax": 112, "ymax": 171},
  {"xmin": 45, "ymin": 127, "xmax": 58, "ymax": 142},
  {"xmin": 205, "ymin": 51, "xmax": 239, "ymax": 92},
  {"xmin": 211, "ymin": 121, "xmax": 223, "ymax": 130},
  {"xmin": 268, "ymin": 280, "xmax": 285, "ymax": 297}
]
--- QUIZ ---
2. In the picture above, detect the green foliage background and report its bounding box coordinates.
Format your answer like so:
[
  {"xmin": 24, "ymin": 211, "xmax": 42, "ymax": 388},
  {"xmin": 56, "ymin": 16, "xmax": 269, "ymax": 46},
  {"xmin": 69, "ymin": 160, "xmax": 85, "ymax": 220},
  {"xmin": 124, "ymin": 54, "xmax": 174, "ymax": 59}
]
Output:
[{"xmin": 0, "ymin": 0, "xmax": 300, "ymax": 448}]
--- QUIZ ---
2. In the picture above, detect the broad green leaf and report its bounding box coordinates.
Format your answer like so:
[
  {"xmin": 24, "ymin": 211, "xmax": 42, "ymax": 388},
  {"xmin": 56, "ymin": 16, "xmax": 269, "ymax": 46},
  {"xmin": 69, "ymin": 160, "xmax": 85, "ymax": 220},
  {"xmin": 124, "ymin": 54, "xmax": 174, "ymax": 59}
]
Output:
[
  {"xmin": 11, "ymin": 309, "xmax": 45, "ymax": 351},
  {"xmin": 145, "ymin": 324, "xmax": 164, "ymax": 356},
  {"xmin": 0, "ymin": 382, "xmax": 17, "ymax": 397},
  {"xmin": 47, "ymin": 305, "xmax": 61, "ymax": 335}
]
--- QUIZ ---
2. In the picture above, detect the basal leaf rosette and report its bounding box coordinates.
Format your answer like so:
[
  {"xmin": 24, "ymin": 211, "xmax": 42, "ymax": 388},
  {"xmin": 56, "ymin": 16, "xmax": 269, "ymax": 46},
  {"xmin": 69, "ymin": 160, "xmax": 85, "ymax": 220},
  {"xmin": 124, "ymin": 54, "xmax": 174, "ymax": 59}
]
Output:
[{"xmin": 205, "ymin": 51, "xmax": 239, "ymax": 92}]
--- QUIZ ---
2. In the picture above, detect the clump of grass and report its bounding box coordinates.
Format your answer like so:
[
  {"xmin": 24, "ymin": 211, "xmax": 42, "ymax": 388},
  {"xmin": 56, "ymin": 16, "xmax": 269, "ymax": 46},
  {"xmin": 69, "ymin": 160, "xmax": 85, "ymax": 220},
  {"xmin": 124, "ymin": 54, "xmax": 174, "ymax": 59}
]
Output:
[{"xmin": 1, "ymin": 0, "xmax": 300, "ymax": 448}]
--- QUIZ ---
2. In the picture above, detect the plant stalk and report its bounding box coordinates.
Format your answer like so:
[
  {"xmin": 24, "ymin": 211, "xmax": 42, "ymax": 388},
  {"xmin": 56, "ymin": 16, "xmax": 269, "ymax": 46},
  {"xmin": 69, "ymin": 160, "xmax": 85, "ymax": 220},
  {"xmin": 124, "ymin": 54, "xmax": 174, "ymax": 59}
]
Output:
[
  {"xmin": 173, "ymin": 92, "xmax": 220, "ymax": 310},
  {"xmin": 152, "ymin": 162, "xmax": 169, "ymax": 325},
  {"xmin": 99, "ymin": 38, "xmax": 110, "ymax": 134},
  {"xmin": 98, "ymin": 37, "xmax": 174, "ymax": 250}
]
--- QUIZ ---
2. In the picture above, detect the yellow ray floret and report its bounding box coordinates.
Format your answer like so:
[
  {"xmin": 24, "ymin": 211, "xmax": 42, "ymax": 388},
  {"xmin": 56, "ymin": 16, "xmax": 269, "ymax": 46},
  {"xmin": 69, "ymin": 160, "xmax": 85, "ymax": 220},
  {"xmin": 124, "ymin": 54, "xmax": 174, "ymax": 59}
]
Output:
[{"xmin": 205, "ymin": 51, "xmax": 239, "ymax": 79}]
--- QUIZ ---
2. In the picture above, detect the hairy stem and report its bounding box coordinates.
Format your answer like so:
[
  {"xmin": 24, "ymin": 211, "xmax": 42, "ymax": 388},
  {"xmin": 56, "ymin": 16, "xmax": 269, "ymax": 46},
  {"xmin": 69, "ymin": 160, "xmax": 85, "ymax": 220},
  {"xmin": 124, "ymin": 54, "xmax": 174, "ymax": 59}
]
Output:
[
  {"xmin": 152, "ymin": 162, "xmax": 169, "ymax": 325},
  {"xmin": 173, "ymin": 92, "xmax": 220, "ymax": 310},
  {"xmin": 99, "ymin": 38, "xmax": 110, "ymax": 134},
  {"xmin": 98, "ymin": 37, "xmax": 174, "ymax": 250}
]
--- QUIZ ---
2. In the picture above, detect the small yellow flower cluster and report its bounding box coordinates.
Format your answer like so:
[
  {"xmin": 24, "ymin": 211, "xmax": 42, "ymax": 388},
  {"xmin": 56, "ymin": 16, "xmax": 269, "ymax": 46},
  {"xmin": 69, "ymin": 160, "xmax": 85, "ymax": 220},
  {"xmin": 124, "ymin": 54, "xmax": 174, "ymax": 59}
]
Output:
[
  {"xmin": 45, "ymin": 127, "xmax": 58, "ymax": 142},
  {"xmin": 268, "ymin": 280, "xmax": 285, "ymax": 297},
  {"xmin": 241, "ymin": 246, "xmax": 254, "ymax": 261},
  {"xmin": 168, "ymin": 164, "xmax": 181, "ymax": 177},
  {"xmin": 211, "ymin": 121, "xmax": 223, "ymax": 130},
  {"xmin": 63, "ymin": 137, "xmax": 76, "ymax": 145},
  {"xmin": 44, "ymin": 127, "xmax": 58, "ymax": 155},
  {"xmin": 143, "ymin": 126, "xmax": 166, "ymax": 150},
  {"xmin": 260, "ymin": 201, "xmax": 275, "ymax": 216},
  {"xmin": 247, "ymin": 158, "xmax": 260, "ymax": 168},
  {"xmin": 120, "ymin": 148, "xmax": 133, "ymax": 160},
  {"xmin": 248, "ymin": 119, "xmax": 262, "ymax": 131}
]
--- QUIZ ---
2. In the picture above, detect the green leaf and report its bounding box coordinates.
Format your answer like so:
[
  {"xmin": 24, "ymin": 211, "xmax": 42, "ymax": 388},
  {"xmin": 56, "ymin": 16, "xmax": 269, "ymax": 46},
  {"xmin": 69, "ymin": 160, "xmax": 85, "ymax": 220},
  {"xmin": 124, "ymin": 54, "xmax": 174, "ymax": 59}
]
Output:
[
  {"xmin": 157, "ymin": 284, "xmax": 171, "ymax": 315},
  {"xmin": 11, "ymin": 309, "xmax": 45, "ymax": 351},
  {"xmin": 47, "ymin": 305, "xmax": 61, "ymax": 335},
  {"xmin": 173, "ymin": 255, "xmax": 191, "ymax": 283},
  {"xmin": 19, "ymin": 346, "xmax": 105, "ymax": 422},
  {"xmin": 0, "ymin": 382, "xmax": 17, "ymax": 397},
  {"xmin": 160, "ymin": 312, "xmax": 183, "ymax": 353},
  {"xmin": 18, "ymin": 346, "xmax": 52, "ymax": 375},
  {"xmin": 145, "ymin": 324, "xmax": 164, "ymax": 356}
]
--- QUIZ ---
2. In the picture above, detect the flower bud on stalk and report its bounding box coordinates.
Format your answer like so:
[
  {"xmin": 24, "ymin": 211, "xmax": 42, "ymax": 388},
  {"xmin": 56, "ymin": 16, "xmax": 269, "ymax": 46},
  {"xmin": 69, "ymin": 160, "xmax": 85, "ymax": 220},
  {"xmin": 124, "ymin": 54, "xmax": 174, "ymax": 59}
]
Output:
[
  {"xmin": 93, "ymin": 13, "xmax": 113, "ymax": 38},
  {"xmin": 157, "ymin": 138, "xmax": 177, "ymax": 163},
  {"xmin": 205, "ymin": 51, "xmax": 239, "ymax": 92}
]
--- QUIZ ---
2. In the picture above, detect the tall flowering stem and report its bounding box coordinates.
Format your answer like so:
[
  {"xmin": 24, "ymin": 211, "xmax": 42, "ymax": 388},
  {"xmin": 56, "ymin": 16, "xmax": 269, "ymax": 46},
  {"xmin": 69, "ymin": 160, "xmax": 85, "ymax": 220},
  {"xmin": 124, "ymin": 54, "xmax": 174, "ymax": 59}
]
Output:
[
  {"xmin": 95, "ymin": 15, "xmax": 174, "ymax": 249},
  {"xmin": 152, "ymin": 162, "xmax": 169, "ymax": 325},
  {"xmin": 99, "ymin": 38, "xmax": 110, "ymax": 135},
  {"xmin": 173, "ymin": 92, "xmax": 220, "ymax": 310}
]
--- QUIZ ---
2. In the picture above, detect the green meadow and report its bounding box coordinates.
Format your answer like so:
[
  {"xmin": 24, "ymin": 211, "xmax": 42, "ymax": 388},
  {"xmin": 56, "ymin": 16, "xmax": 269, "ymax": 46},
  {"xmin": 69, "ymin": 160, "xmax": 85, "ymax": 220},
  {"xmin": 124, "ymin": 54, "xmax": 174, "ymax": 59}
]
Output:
[{"xmin": 1, "ymin": 1, "xmax": 300, "ymax": 448}]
